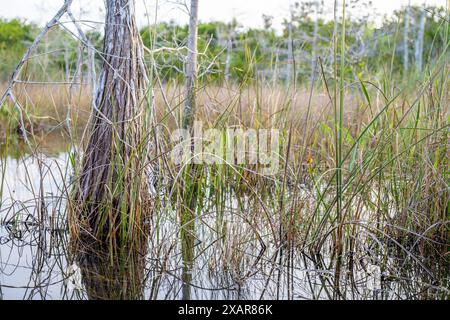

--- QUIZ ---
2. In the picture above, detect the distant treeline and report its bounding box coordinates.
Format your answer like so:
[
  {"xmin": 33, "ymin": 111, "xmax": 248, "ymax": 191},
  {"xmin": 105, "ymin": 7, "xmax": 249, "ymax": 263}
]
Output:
[{"xmin": 0, "ymin": 3, "xmax": 448, "ymax": 84}]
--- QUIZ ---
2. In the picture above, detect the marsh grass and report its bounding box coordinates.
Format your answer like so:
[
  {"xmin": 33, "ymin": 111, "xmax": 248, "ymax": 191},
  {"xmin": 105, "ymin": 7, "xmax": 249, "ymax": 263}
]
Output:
[{"xmin": 0, "ymin": 1, "xmax": 448, "ymax": 299}]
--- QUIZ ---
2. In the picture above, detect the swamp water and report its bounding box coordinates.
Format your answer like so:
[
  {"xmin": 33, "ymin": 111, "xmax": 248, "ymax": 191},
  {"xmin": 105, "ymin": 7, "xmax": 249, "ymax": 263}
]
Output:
[{"xmin": 0, "ymin": 134, "xmax": 448, "ymax": 300}]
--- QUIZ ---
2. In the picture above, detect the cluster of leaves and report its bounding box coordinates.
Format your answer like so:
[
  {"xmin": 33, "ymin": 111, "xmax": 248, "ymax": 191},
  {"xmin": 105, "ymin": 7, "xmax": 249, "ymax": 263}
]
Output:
[{"xmin": 0, "ymin": 19, "xmax": 35, "ymax": 80}]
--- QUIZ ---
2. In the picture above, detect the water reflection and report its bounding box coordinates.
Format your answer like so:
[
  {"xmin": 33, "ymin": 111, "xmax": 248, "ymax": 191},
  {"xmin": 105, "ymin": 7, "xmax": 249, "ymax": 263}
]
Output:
[
  {"xmin": 76, "ymin": 241, "xmax": 147, "ymax": 300},
  {"xmin": 0, "ymin": 131, "xmax": 448, "ymax": 300},
  {"xmin": 0, "ymin": 130, "xmax": 72, "ymax": 159},
  {"xmin": 180, "ymin": 212, "xmax": 196, "ymax": 300}
]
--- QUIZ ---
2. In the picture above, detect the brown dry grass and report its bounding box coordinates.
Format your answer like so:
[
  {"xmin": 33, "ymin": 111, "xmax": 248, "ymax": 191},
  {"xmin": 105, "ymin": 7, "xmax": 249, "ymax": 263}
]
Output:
[
  {"xmin": 0, "ymin": 81, "xmax": 374, "ymax": 168},
  {"xmin": 1, "ymin": 82, "xmax": 360, "ymax": 126}
]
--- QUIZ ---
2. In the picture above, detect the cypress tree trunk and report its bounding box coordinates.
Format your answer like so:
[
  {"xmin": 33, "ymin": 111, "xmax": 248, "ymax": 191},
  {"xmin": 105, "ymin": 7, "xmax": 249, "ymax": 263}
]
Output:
[
  {"xmin": 403, "ymin": 1, "xmax": 411, "ymax": 72},
  {"xmin": 183, "ymin": 0, "xmax": 199, "ymax": 129},
  {"xmin": 224, "ymin": 27, "xmax": 233, "ymax": 82},
  {"xmin": 286, "ymin": 19, "xmax": 293, "ymax": 86},
  {"xmin": 310, "ymin": 0, "xmax": 319, "ymax": 82},
  {"xmin": 415, "ymin": 7, "xmax": 426, "ymax": 73},
  {"xmin": 179, "ymin": 2, "xmax": 200, "ymax": 288},
  {"xmin": 74, "ymin": 0, "xmax": 150, "ymax": 242}
]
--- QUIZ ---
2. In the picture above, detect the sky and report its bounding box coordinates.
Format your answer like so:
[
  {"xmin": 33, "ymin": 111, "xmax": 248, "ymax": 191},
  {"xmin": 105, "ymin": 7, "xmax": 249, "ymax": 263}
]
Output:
[{"xmin": 0, "ymin": 0, "xmax": 447, "ymax": 32}]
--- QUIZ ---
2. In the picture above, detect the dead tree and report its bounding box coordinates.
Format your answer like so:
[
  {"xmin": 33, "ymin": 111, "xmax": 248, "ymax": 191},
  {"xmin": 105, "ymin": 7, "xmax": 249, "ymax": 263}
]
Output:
[
  {"xmin": 414, "ymin": 6, "xmax": 426, "ymax": 73},
  {"xmin": 310, "ymin": 0, "xmax": 320, "ymax": 82},
  {"xmin": 403, "ymin": 1, "xmax": 411, "ymax": 72},
  {"xmin": 183, "ymin": 0, "xmax": 199, "ymax": 129},
  {"xmin": 286, "ymin": 17, "xmax": 294, "ymax": 86},
  {"xmin": 180, "ymin": 0, "xmax": 201, "ymax": 235},
  {"xmin": 74, "ymin": 0, "xmax": 151, "ymax": 243},
  {"xmin": 224, "ymin": 22, "xmax": 236, "ymax": 82}
]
